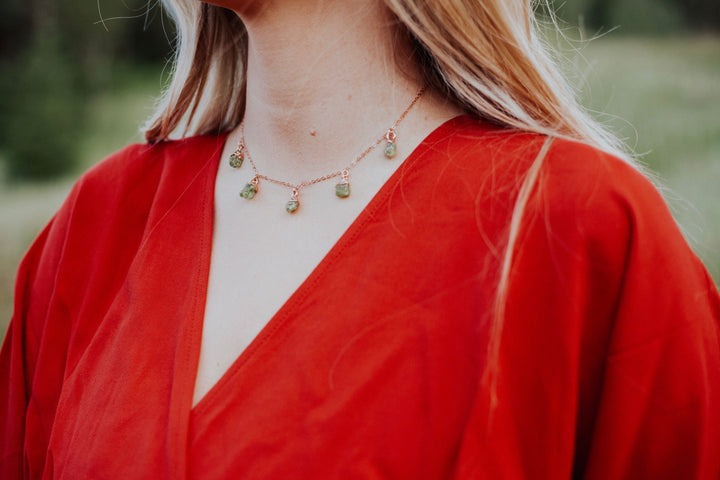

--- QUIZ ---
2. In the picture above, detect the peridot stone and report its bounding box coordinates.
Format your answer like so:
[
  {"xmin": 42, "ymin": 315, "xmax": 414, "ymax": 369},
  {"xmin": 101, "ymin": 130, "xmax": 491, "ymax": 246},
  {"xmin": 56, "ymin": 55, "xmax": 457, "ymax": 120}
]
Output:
[
  {"xmin": 239, "ymin": 183, "xmax": 256, "ymax": 199},
  {"xmin": 229, "ymin": 153, "xmax": 243, "ymax": 168},
  {"xmin": 285, "ymin": 200, "xmax": 299, "ymax": 213},
  {"xmin": 335, "ymin": 182, "xmax": 350, "ymax": 198},
  {"xmin": 384, "ymin": 141, "xmax": 397, "ymax": 158}
]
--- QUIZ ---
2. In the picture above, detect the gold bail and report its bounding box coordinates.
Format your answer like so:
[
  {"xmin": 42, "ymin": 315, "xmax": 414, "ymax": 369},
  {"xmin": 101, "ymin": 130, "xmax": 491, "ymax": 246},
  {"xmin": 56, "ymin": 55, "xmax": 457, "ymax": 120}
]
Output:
[
  {"xmin": 384, "ymin": 128, "xmax": 398, "ymax": 158},
  {"xmin": 335, "ymin": 170, "xmax": 351, "ymax": 198}
]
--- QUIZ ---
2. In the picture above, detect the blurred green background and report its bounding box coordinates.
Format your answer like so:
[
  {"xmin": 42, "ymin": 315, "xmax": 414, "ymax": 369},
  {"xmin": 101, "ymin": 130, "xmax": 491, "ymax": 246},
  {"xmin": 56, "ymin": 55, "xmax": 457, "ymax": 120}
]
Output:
[{"xmin": 1, "ymin": 0, "xmax": 719, "ymax": 331}]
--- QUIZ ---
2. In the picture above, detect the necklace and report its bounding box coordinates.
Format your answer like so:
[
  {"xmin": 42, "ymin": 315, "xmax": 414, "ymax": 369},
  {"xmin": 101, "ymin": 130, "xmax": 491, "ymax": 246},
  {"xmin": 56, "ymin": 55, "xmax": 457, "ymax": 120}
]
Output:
[{"xmin": 228, "ymin": 86, "xmax": 426, "ymax": 214}]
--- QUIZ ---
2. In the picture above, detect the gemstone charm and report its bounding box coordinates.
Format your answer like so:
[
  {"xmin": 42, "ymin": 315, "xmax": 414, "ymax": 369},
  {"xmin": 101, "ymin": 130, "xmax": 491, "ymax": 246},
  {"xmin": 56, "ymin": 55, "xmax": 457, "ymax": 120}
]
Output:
[
  {"xmin": 239, "ymin": 177, "xmax": 259, "ymax": 199},
  {"xmin": 229, "ymin": 144, "xmax": 244, "ymax": 168},
  {"xmin": 384, "ymin": 128, "xmax": 398, "ymax": 158},
  {"xmin": 335, "ymin": 170, "xmax": 351, "ymax": 198},
  {"xmin": 229, "ymin": 152, "xmax": 243, "ymax": 168},
  {"xmin": 286, "ymin": 200, "xmax": 299, "ymax": 213},
  {"xmin": 240, "ymin": 183, "xmax": 256, "ymax": 199},
  {"xmin": 335, "ymin": 183, "xmax": 350, "ymax": 198},
  {"xmin": 286, "ymin": 188, "xmax": 300, "ymax": 214}
]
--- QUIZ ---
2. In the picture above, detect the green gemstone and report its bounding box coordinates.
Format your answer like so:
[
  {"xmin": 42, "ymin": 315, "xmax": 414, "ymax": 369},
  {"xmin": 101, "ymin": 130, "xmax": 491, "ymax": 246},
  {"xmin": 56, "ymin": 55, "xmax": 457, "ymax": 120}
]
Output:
[
  {"xmin": 384, "ymin": 141, "xmax": 397, "ymax": 158},
  {"xmin": 229, "ymin": 153, "xmax": 243, "ymax": 168},
  {"xmin": 239, "ymin": 183, "xmax": 256, "ymax": 199},
  {"xmin": 285, "ymin": 200, "xmax": 299, "ymax": 213},
  {"xmin": 335, "ymin": 182, "xmax": 350, "ymax": 198}
]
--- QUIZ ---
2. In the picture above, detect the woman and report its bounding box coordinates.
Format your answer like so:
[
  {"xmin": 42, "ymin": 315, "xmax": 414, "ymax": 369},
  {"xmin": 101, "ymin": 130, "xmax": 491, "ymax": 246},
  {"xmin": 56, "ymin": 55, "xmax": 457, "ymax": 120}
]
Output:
[{"xmin": 2, "ymin": 0, "xmax": 719, "ymax": 478}]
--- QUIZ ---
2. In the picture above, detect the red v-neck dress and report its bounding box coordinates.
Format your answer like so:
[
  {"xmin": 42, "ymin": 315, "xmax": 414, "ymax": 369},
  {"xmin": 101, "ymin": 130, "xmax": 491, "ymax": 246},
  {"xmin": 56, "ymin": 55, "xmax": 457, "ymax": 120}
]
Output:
[{"xmin": 2, "ymin": 116, "xmax": 719, "ymax": 479}]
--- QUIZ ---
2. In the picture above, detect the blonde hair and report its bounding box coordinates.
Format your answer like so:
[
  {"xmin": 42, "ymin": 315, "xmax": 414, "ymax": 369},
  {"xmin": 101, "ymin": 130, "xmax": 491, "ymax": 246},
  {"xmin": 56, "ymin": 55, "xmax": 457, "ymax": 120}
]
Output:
[
  {"xmin": 145, "ymin": 2, "xmax": 247, "ymax": 141},
  {"xmin": 145, "ymin": 0, "xmax": 635, "ymax": 402}
]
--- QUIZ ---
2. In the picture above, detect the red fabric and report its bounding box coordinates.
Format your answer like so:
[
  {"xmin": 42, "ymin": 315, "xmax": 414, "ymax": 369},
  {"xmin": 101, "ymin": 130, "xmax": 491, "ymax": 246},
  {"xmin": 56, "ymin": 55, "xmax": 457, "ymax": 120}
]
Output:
[{"xmin": 1, "ymin": 116, "xmax": 719, "ymax": 479}]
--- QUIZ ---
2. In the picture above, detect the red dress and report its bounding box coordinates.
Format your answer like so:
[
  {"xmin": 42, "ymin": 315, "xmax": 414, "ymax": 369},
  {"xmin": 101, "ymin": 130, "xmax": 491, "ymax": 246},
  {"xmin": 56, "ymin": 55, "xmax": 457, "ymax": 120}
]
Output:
[{"xmin": 2, "ymin": 116, "xmax": 719, "ymax": 479}]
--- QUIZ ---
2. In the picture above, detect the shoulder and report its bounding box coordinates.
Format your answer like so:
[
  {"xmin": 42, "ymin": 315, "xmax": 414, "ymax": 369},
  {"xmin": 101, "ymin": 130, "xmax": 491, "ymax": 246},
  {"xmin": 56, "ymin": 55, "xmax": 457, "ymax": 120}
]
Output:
[
  {"xmin": 540, "ymin": 137, "xmax": 663, "ymax": 224},
  {"xmin": 439, "ymin": 117, "xmax": 677, "ymax": 243},
  {"xmin": 420, "ymin": 118, "xmax": 669, "ymax": 247},
  {"xmin": 509, "ymin": 136, "xmax": 718, "ymax": 331},
  {"xmin": 437, "ymin": 117, "xmax": 715, "ymax": 295},
  {"xmin": 19, "ymin": 133, "xmax": 226, "ymax": 300},
  {"xmin": 72, "ymin": 134, "xmax": 226, "ymax": 207},
  {"xmin": 517, "ymin": 136, "xmax": 704, "ymax": 289},
  {"xmin": 437, "ymin": 116, "xmax": 650, "ymax": 198},
  {"xmin": 417, "ymin": 116, "xmax": 648, "ymax": 206},
  {"xmin": 533, "ymin": 137, "xmax": 692, "ymax": 278},
  {"xmin": 11, "ymin": 133, "xmax": 227, "ymax": 350},
  {"xmin": 49, "ymin": 133, "xmax": 224, "ymax": 239}
]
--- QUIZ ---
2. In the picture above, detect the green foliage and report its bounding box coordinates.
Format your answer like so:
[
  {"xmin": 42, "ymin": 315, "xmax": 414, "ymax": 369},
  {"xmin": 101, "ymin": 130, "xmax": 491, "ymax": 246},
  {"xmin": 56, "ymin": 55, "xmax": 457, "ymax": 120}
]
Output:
[
  {"xmin": 0, "ymin": 36, "xmax": 86, "ymax": 180},
  {"xmin": 606, "ymin": 0, "xmax": 685, "ymax": 34},
  {"xmin": 0, "ymin": 0, "xmax": 174, "ymax": 181},
  {"xmin": 677, "ymin": 0, "xmax": 720, "ymax": 30},
  {"xmin": 553, "ymin": 0, "xmax": 688, "ymax": 34},
  {"xmin": 0, "ymin": 0, "xmax": 31, "ymax": 59}
]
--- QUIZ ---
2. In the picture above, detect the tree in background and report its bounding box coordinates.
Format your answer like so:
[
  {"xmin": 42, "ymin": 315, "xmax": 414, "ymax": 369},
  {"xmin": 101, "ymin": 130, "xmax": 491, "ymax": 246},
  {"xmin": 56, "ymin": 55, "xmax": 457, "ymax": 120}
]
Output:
[
  {"xmin": 554, "ymin": 0, "xmax": 689, "ymax": 34},
  {"xmin": 0, "ymin": 36, "xmax": 85, "ymax": 179},
  {"xmin": 0, "ymin": 0, "xmax": 173, "ymax": 181}
]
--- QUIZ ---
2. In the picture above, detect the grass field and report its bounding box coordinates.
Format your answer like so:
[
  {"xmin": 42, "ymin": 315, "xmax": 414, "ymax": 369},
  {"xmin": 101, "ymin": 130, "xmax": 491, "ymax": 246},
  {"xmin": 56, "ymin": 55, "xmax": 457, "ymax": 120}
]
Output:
[{"xmin": 1, "ymin": 35, "xmax": 719, "ymax": 332}]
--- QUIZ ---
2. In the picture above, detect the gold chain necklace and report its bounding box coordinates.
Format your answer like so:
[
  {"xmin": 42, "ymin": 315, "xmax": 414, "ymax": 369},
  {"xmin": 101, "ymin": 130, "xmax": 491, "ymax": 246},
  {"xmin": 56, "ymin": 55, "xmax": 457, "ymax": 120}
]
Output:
[{"xmin": 228, "ymin": 86, "xmax": 426, "ymax": 213}]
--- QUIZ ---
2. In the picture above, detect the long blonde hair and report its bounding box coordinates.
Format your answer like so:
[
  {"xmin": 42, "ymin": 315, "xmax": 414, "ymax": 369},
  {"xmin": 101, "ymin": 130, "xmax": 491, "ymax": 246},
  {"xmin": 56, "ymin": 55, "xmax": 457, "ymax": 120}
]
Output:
[{"xmin": 145, "ymin": 0, "xmax": 634, "ymax": 401}]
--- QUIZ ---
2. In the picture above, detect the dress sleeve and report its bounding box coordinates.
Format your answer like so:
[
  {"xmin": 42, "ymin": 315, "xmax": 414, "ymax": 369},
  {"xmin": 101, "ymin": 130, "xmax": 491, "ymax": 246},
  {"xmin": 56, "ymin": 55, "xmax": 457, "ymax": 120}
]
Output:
[
  {"xmin": 0, "ymin": 185, "xmax": 78, "ymax": 479},
  {"xmin": 572, "ymin": 165, "xmax": 720, "ymax": 479},
  {"xmin": 507, "ymin": 142, "xmax": 720, "ymax": 479}
]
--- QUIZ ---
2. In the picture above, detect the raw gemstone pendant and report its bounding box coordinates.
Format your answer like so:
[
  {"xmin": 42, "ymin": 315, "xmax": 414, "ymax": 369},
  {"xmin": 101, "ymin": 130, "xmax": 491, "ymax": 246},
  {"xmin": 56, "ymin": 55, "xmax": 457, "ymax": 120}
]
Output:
[
  {"xmin": 239, "ymin": 183, "xmax": 256, "ymax": 199},
  {"xmin": 335, "ymin": 182, "xmax": 350, "ymax": 198},
  {"xmin": 239, "ymin": 177, "xmax": 259, "ymax": 199},
  {"xmin": 229, "ymin": 152, "xmax": 243, "ymax": 168},
  {"xmin": 335, "ymin": 170, "xmax": 350, "ymax": 198},
  {"xmin": 286, "ymin": 188, "xmax": 300, "ymax": 214},
  {"xmin": 384, "ymin": 128, "xmax": 398, "ymax": 158},
  {"xmin": 229, "ymin": 143, "xmax": 244, "ymax": 168},
  {"xmin": 286, "ymin": 200, "xmax": 299, "ymax": 213}
]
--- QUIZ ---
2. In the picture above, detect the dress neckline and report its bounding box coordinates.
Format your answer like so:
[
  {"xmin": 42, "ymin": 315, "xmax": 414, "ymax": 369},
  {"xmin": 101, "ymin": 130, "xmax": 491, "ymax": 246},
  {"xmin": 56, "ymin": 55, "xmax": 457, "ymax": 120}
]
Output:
[{"xmin": 188, "ymin": 114, "xmax": 477, "ymax": 416}]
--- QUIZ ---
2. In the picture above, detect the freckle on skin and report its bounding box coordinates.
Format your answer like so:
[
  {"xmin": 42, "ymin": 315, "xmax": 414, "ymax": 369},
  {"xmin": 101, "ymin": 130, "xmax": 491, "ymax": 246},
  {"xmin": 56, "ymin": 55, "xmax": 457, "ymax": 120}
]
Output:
[{"xmin": 310, "ymin": 131, "xmax": 317, "ymax": 136}]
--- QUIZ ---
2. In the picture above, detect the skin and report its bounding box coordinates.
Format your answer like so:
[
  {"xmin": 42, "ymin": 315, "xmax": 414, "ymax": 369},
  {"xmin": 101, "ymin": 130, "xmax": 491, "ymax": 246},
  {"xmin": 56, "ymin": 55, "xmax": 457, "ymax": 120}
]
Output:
[{"xmin": 193, "ymin": 0, "xmax": 465, "ymax": 406}]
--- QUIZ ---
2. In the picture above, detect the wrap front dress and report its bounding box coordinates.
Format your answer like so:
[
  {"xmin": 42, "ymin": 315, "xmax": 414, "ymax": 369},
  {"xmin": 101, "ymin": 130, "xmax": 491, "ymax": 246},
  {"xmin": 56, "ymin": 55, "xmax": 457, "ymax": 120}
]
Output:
[{"xmin": 2, "ymin": 116, "xmax": 719, "ymax": 479}]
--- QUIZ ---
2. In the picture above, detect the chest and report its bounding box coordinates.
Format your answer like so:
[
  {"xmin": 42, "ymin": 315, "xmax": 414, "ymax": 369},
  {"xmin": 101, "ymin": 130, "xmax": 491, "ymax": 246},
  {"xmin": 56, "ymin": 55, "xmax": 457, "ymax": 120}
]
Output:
[{"xmin": 193, "ymin": 155, "xmax": 402, "ymax": 406}]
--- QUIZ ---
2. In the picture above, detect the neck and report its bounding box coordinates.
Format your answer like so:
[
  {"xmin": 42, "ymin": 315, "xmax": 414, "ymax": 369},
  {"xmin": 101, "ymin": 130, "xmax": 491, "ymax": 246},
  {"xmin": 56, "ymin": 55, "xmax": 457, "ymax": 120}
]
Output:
[{"xmin": 233, "ymin": 0, "xmax": 426, "ymax": 178}]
